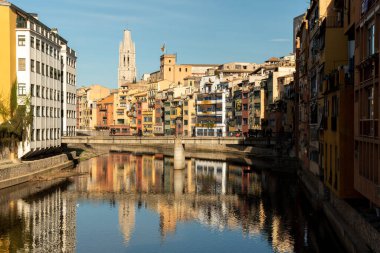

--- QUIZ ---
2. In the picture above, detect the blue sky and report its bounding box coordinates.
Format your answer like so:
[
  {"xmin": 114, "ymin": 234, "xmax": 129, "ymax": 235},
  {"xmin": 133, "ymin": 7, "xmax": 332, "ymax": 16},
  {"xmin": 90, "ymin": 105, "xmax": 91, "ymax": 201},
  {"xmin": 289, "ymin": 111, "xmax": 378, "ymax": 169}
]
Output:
[{"xmin": 10, "ymin": 0, "xmax": 308, "ymax": 88}]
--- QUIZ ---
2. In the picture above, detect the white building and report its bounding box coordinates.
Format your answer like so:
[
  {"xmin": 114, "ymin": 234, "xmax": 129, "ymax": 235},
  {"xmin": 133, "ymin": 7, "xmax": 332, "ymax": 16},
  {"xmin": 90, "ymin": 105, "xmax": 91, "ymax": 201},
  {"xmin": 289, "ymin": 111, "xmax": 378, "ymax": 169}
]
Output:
[
  {"xmin": 6, "ymin": 4, "xmax": 77, "ymax": 158},
  {"xmin": 61, "ymin": 43, "xmax": 77, "ymax": 137},
  {"xmin": 118, "ymin": 29, "xmax": 136, "ymax": 87},
  {"xmin": 195, "ymin": 76, "xmax": 229, "ymax": 137}
]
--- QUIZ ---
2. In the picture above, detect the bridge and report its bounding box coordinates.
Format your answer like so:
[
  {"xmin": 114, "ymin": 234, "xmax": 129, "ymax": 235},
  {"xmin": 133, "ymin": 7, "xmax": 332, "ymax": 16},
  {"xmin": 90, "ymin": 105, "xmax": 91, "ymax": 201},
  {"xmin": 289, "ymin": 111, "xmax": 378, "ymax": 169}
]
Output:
[{"xmin": 61, "ymin": 136, "xmax": 245, "ymax": 146}]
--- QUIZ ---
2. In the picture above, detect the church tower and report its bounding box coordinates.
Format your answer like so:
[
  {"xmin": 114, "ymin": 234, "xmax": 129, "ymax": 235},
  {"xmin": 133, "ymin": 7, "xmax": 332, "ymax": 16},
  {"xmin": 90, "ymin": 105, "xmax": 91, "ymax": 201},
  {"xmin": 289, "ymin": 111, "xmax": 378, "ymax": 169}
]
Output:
[{"xmin": 118, "ymin": 30, "xmax": 136, "ymax": 87}]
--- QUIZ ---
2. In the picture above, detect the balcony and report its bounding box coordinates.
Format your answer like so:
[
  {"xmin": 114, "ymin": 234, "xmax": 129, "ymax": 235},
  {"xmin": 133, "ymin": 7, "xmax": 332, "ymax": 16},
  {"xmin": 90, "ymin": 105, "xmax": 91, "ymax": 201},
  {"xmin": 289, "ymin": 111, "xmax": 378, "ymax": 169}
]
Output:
[{"xmin": 197, "ymin": 100, "xmax": 218, "ymax": 105}]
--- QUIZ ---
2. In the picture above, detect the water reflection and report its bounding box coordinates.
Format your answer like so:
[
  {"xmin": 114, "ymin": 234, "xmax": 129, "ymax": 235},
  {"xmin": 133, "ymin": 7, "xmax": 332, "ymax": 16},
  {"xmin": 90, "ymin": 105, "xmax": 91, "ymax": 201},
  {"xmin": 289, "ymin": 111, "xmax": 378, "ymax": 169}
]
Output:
[
  {"xmin": 0, "ymin": 182, "xmax": 76, "ymax": 252},
  {"xmin": 0, "ymin": 153, "xmax": 345, "ymax": 253}
]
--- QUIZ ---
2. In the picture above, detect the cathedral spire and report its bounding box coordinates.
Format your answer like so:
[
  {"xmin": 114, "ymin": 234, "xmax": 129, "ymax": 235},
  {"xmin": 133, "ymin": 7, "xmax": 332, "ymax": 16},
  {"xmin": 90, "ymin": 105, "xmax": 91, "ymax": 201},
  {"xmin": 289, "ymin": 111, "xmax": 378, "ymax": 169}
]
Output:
[{"xmin": 118, "ymin": 29, "xmax": 136, "ymax": 87}]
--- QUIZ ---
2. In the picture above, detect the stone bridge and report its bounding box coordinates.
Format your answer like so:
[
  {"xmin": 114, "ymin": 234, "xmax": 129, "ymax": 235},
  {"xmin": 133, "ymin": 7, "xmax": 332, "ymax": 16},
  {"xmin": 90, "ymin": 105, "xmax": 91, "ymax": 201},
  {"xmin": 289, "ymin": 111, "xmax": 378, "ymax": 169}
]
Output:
[{"xmin": 61, "ymin": 136, "xmax": 244, "ymax": 146}]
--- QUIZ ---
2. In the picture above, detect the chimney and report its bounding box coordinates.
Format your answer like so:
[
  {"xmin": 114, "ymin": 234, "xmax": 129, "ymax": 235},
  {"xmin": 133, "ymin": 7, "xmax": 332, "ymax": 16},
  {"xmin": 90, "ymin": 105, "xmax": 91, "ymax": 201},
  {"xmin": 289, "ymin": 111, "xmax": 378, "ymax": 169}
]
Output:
[{"xmin": 29, "ymin": 13, "xmax": 38, "ymax": 20}]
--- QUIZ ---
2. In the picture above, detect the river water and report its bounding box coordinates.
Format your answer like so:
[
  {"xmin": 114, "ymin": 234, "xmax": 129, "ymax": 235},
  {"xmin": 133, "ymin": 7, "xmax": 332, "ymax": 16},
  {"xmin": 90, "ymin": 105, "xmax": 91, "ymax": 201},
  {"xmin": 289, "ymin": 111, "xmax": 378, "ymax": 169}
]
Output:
[{"xmin": 0, "ymin": 152, "xmax": 345, "ymax": 253}]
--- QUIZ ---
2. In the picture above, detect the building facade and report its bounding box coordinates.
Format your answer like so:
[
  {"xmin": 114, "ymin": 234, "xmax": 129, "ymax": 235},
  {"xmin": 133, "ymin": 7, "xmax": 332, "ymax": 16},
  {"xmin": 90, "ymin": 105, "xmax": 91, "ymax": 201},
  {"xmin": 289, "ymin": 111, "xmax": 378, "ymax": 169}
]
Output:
[
  {"xmin": 76, "ymin": 84, "xmax": 110, "ymax": 130},
  {"xmin": 0, "ymin": 1, "xmax": 77, "ymax": 158},
  {"xmin": 353, "ymin": 0, "xmax": 380, "ymax": 206}
]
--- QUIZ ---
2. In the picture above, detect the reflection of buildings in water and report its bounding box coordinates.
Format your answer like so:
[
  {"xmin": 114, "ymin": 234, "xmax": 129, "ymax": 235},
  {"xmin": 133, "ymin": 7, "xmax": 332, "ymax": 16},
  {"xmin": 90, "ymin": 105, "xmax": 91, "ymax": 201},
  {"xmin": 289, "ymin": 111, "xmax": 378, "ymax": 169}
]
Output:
[
  {"xmin": 74, "ymin": 153, "xmax": 296, "ymax": 253},
  {"xmin": 228, "ymin": 164, "xmax": 262, "ymax": 196},
  {"xmin": 195, "ymin": 160, "xmax": 227, "ymax": 195},
  {"xmin": 13, "ymin": 189, "xmax": 76, "ymax": 252},
  {"xmin": 186, "ymin": 159, "xmax": 196, "ymax": 193},
  {"xmin": 156, "ymin": 200, "xmax": 196, "ymax": 238},
  {"xmin": 271, "ymin": 216, "xmax": 294, "ymax": 253},
  {"xmin": 118, "ymin": 199, "xmax": 135, "ymax": 245}
]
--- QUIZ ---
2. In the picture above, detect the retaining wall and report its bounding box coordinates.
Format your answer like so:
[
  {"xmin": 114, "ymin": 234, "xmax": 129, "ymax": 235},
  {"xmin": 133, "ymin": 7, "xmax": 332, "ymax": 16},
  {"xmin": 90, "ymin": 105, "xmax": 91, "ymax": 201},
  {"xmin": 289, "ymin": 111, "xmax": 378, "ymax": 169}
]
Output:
[{"xmin": 0, "ymin": 151, "xmax": 76, "ymax": 190}]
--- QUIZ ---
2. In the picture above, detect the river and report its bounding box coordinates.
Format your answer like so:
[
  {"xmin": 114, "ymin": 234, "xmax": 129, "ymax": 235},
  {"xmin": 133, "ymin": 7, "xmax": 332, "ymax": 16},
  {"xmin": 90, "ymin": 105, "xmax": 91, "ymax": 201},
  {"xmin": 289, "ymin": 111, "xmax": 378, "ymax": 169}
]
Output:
[{"xmin": 0, "ymin": 152, "xmax": 345, "ymax": 253}]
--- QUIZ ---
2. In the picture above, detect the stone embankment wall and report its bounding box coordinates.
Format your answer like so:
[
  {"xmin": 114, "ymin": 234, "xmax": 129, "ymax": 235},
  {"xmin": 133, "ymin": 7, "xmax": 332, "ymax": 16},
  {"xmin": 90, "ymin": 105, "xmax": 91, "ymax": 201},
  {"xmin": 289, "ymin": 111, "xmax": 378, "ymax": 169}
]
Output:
[
  {"xmin": 0, "ymin": 152, "xmax": 76, "ymax": 189},
  {"xmin": 299, "ymin": 169, "xmax": 379, "ymax": 253}
]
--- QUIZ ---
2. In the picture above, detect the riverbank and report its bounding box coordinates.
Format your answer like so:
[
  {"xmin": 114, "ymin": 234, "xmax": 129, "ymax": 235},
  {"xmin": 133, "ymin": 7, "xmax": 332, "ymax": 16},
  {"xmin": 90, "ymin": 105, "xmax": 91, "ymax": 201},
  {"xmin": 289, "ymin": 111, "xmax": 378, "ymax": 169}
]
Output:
[
  {"xmin": 299, "ymin": 169, "xmax": 380, "ymax": 253},
  {"xmin": 0, "ymin": 151, "xmax": 77, "ymax": 190}
]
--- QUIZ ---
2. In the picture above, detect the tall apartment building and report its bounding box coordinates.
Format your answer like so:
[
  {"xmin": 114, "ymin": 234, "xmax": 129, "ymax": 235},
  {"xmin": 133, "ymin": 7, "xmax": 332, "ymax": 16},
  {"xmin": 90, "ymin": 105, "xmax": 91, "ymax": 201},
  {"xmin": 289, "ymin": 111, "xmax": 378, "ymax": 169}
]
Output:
[
  {"xmin": 0, "ymin": 1, "xmax": 77, "ymax": 158},
  {"xmin": 353, "ymin": 0, "xmax": 380, "ymax": 207},
  {"xmin": 118, "ymin": 29, "xmax": 136, "ymax": 87}
]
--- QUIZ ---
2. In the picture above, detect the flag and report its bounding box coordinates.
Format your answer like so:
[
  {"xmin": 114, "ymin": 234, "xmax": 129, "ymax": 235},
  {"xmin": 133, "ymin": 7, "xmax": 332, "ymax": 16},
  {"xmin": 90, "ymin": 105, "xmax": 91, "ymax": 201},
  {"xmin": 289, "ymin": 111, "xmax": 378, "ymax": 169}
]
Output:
[{"xmin": 161, "ymin": 44, "xmax": 165, "ymax": 53}]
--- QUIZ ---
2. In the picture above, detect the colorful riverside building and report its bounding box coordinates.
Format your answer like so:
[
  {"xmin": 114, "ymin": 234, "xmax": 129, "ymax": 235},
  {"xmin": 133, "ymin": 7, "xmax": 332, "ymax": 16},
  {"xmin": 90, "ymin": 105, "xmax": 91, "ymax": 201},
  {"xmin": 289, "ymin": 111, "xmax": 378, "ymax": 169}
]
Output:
[
  {"xmin": 296, "ymin": 0, "xmax": 379, "ymax": 201},
  {"xmin": 0, "ymin": 1, "xmax": 77, "ymax": 158},
  {"xmin": 296, "ymin": 0, "xmax": 356, "ymax": 198},
  {"xmin": 76, "ymin": 85, "xmax": 110, "ymax": 130},
  {"xmin": 316, "ymin": 0, "xmax": 356, "ymax": 198},
  {"xmin": 353, "ymin": 0, "xmax": 380, "ymax": 207},
  {"xmin": 195, "ymin": 76, "xmax": 229, "ymax": 137}
]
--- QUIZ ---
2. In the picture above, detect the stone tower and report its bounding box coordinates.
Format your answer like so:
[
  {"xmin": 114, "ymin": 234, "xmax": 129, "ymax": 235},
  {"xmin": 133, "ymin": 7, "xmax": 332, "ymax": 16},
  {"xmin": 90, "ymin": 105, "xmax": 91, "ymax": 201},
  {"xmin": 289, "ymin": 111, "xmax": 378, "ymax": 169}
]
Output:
[{"xmin": 118, "ymin": 30, "xmax": 136, "ymax": 87}]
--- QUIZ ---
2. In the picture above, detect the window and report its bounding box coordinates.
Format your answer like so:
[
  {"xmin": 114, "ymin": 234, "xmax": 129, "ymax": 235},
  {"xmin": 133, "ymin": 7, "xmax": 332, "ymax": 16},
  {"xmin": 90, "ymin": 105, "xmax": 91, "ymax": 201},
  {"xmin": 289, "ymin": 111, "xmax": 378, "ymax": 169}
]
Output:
[
  {"xmin": 36, "ymin": 39, "xmax": 40, "ymax": 50},
  {"xmin": 18, "ymin": 58, "xmax": 26, "ymax": 71},
  {"xmin": 31, "ymin": 60, "xmax": 35, "ymax": 72},
  {"xmin": 18, "ymin": 83, "xmax": 26, "ymax": 96},
  {"xmin": 31, "ymin": 84, "xmax": 34, "ymax": 97},
  {"xmin": 31, "ymin": 37, "xmax": 34, "ymax": 48},
  {"xmin": 368, "ymin": 24, "xmax": 375, "ymax": 56},
  {"xmin": 42, "ymin": 63, "xmax": 45, "ymax": 75},
  {"xmin": 36, "ymin": 85, "xmax": 40, "ymax": 97},
  {"xmin": 18, "ymin": 35, "xmax": 25, "ymax": 46},
  {"xmin": 36, "ymin": 61, "xmax": 40, "ymax": 74},
  {"xmin": 36, "ymin": 106, "xmax": 40, "ymax": 117},
  {"xmin": 36, "ymin": 129, "xmax": 40, "ymax": 141},
  {"xmin": 42, "ymin": 87, "xmax": 45, "ymax": 98},
  {"xmin": 42, "ymin": 41, "xmax": 45, "ymax": 53},
  {"xmin": 367, "ymin": 86, "xmax": 374, "ymax": 119},
  {"xmin": 16, "ymin": 15, "xmax": 27, "ymax": 28},
  {"xmin": 31, "ymin": 129, "xmax": 35, "ymax": 141}
]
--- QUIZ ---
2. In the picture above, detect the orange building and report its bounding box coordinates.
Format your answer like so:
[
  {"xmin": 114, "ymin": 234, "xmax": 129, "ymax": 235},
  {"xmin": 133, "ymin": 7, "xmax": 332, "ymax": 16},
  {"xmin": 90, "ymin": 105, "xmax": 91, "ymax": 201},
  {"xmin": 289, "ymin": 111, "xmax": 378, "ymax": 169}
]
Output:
[{"xmin": 96, "ymin": 93, "xmax": 115, "ymax": 130}]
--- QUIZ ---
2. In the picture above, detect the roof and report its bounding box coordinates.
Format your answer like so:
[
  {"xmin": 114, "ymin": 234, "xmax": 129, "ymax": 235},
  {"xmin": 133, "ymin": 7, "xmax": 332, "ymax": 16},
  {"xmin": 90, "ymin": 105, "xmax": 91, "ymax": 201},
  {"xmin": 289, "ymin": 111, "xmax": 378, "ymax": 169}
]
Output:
[
  {"xmin": 266, "ymin": 57, "xmax": 280, "ymax": 62},
  {"xmin": 1, "ymin": 1, "xmax": 68, "ymax": 44}
]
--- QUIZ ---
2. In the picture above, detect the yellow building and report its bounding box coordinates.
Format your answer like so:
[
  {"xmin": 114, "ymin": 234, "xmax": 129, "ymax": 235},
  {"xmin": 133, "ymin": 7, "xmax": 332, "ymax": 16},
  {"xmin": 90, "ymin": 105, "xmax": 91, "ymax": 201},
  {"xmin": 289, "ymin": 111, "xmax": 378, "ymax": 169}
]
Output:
[
  {"xmin": 299, "ymin": 0, "xmax": 356, "ymax": 198},
  {"xmin": 0, "ymin": 2, "xmax": 16, "ymax": 123}
]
